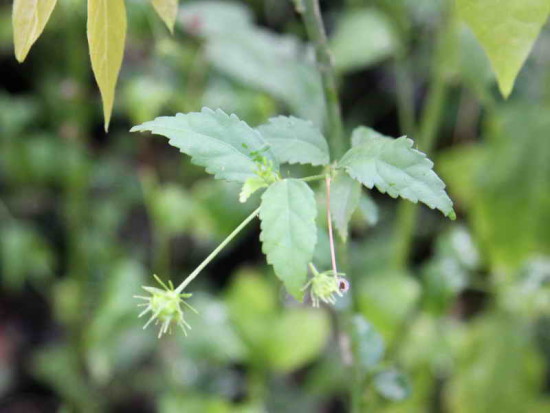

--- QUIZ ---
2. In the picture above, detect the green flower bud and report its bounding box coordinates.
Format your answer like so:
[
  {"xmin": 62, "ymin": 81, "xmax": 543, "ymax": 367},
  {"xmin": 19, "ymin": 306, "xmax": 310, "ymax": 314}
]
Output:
[
  {"xmin": 135, "ymin": 275, "xmax": 198, "ymax": 338},
  {"xmin": 303, "ymin": 264, "xmax": 349, "ymax": 307}
]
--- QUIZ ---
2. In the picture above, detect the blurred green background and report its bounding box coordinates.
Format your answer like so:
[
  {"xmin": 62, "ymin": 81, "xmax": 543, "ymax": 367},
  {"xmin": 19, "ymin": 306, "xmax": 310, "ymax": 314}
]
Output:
[{"xmin": 1, "ymin": 0, "xmax": 549, "ymax": 411}]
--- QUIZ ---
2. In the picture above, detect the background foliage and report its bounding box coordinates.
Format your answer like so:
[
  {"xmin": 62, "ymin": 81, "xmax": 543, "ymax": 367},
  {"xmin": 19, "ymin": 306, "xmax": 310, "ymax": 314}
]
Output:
[{"xmin": 1, "ymin": 0, "xmax": 550, "ymax": 411}]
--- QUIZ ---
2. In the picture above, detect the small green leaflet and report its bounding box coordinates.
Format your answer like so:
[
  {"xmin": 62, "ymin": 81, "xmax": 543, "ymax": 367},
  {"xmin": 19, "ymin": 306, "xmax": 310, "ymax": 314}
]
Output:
[
  {"xmin": 239, "ymin": 176, "xmax": 268, "ymax": 203},
  {"xmin": 339, "ymin": 127, "xmax": 455, "ymax": 219},
  {"xmin": 457, "ymin": 0, "xmax": 550, "ymax": 98},
  {"xmin": 259, "ymin": 179, "xmax": 317, "ymax": 300},
  {"xmin": 330, "ymin": 171, "xmax": 361, "ymax": 242},
  {"xmin": 257, "ymin": 116, "xmax": 330, "ymax": 166},
  {"xmin": 131, "ymin": 108, "xmax": 277, "ymax": 182}
]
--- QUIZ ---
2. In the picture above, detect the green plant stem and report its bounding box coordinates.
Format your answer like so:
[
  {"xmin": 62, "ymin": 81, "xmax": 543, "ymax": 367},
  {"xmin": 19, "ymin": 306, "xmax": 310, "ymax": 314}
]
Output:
[
  {"xmin": 298, "ymin": 2, "xmax": 362, "ymax": 411},
  {"xmin": 301, "ymin": 173, "xmax": 327, "ymax": 182},
  {"xmin": 393, "ymin": 10, "xmax": 452, "ymax": 270},
  {"xmin": 300, "ymin": 0, "xmax": 346, "ymax": 158},
  {"xmin": 175, "ymin": 207, "xmax": 261, "ymax": 293},
  {"xmin": 325, "ymin": 175, "xmax": 339, "ymax": 277}
]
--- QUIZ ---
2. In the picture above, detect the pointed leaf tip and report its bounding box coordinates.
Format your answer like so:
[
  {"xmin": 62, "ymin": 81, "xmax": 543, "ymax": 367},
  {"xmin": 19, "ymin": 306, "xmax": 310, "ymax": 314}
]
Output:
[
  {"xmin": 339, "ymin": 127, "xmax": 454, "ymax": 218},
  {"xmin": 128, "ymin": 110, "xmax": 278, "ymax": 182},
  {"xmin": 12, "ymin": 0, "xmax": 58, "ymax": 63},
  {"xmin": 457, "ymin": 0, "xmax": 550, "ymax": 99},
  {"xmin": 87, "ymin": 0, "xmax": 127, "ymax": 134},
  {"xmin": 151, "ymin": 0, "xmax": 178, "ymax": 33}
]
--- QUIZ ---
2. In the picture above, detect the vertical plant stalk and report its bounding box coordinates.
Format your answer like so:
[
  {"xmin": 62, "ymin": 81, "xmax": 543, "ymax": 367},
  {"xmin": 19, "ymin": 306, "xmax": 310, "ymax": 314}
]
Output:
[
  {"xmin": 297, "ymin": 1, "xmax": 362, "ymax": 411},
  {"xmin": 299, "ymin": 0, "xmax": 346, "ymax": 158},
  {"xmin": 325, "ymin": 175, "xmax": 339, "ymax": 277}
]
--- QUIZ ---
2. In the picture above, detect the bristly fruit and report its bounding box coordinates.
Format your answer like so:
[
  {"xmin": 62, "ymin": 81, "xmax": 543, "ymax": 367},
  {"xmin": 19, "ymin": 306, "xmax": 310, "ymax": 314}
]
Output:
[
  {"xmin": 303, "ymin": 264, "xmax": 349, "ymax": 307},
  {"xmin": 134, "ymin": 274, "xmax": 198, "ymax": 338}
]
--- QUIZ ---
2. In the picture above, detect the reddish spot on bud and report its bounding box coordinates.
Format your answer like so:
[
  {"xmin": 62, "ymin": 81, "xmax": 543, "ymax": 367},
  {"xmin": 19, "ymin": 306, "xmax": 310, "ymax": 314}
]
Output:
[{"xmin": 338, "ymin": 278, "xmax": 350, "ymax": 293}]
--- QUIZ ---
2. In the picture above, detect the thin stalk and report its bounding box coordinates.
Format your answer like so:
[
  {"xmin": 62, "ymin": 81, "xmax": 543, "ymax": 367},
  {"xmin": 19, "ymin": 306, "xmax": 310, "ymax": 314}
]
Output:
[
  {"xmin": 325, "ymin": 175, "xmax": 338, "ymax": 277},
  {"xmin": 175, "ymin": 207, "xmax": 260, "ymax": 293},
  {"xmin": 300, "ymin": 0, "xmax": 346, "ymax": 158},
  {"xmin": 301, "ymin": 173, "xmax": 327, "ymax": 182},
  {"xmin": 298, "ymin": 2, "xmax": 360, "ymax": 411}
]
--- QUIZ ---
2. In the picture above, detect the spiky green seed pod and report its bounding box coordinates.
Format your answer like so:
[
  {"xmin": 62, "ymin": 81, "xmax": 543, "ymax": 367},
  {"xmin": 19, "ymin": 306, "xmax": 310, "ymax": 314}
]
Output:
[
  {"xmin": 303, "ymin": 265, "xmax": 349, "ymax": 307},
  {"xmin": 135, "ymin": 275, "xmax": 198, "ymax": 338}
]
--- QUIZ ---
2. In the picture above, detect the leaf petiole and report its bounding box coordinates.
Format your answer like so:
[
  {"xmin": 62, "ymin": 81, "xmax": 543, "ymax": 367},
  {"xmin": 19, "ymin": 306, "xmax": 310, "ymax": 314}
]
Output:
[{"xmin": 300, "ymin": 174, "xmax": 327, "ymax": 182}]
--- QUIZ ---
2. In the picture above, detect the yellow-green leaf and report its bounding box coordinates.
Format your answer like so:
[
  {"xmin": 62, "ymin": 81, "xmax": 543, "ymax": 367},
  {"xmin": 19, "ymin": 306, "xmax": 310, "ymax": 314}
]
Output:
[
  {"xmin": 12, "ymin": 0, "xmax": 57, "ymax": 63},
  {"xmin": 151, "ymin": 0, "xmax": 179, "ymax": 33},
  {"xmin": 457, "ymin": 0, "xmax": 550, "ymax": 98},
  {"xmin": 87, "ymin": 0, "xmax": 127, "ymax": 131}
]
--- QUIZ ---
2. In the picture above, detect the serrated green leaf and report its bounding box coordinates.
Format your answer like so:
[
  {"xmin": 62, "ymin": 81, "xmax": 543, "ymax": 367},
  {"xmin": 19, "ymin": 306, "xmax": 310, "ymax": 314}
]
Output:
[
  {"xmin": 457, "ymin": 0, "xmax": 550, "ymax": 98},
  {"xmin": 12, "ymin": 0, "xmax": 57, "ymax": 63},
  {"xmin": 87, "ymin": 0, "xmax": 127, "ymax": 131},
  {"xmin": 339, "ymin": 127, "xmax": 455, "ymax": 219},
  {"xmin": 131, "ymin": 108, "xmax": 277, "ymax": 182},
  {"xmin": 239, "ymin": 176, "xmax": 268, "ymax": 203},
  {"xmin": 351, "ymin": 126, "xmax": 389, "ymax": 147},
  {"xmin": 330, "ymin": 171, "xmax": 361, "ymax": 241},
  {"xmin": 151, "ymin": 0, "xmax": 178, "ymax": 33},
  {"xmin": 259, "ymin": 179, "xmax": 317, "ymax": 300},
  {"xmin": 257, "ymin": 116, "xmax": 330, "ymax": 166}
]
